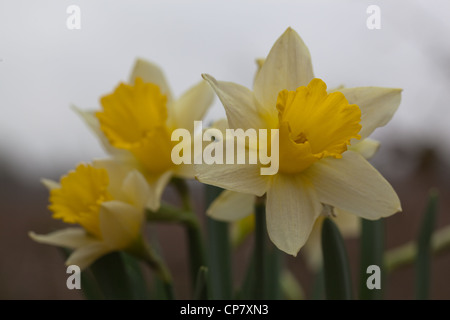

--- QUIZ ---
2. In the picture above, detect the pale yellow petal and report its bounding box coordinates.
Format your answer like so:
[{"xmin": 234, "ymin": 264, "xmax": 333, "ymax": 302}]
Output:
[
  {"xmin": 121, "ymin": 170, "xmax": 151, "ymax": 209},
  {"xmin": 253, "ymin": 27, "xmax": 314, "ymax": 118},
  {"xmin": 336, "ymin": 87, "xmax": 402, "ymax": 141},
  {"xmin": 128, "ymin": 58, "xmax": 172, "ymax": 102},
  {"xmin": 146, "ymin": 171, "xmax": 173, "ymax": 211},
  {"xmin": 99, "ymin": 201, "xmax": 144, "ymax": 250},
  {"xmin": 202, "ymin": 74, "xmax": 266, "ymax": 130},
  {"xmin": 66, "ymin": 242, "xmax": 112, "ymax": 270},
  {"xmin": 306, "ymin": 151, "xmax": 401, "ymax": 220},
  {"xmin": 207, "ymin": 190, "xmax": 254, "ymax": 222},
  {"xmin": 210, "ymin": 118, "xmax": 229, "ymax": 133},
  {"xmin": 72, "ymin": 105, "xmax": 133, "ymax": 159},
  {"xmin": 92, "ymin": 158, "xmax": 135, "ymax": 201},
  {"xmin": 349, "ymin": 138, "xmax": 380, "ymax": 160},
  {"xmin": 29, "ymin": 228, "xmax": 95, "ymax": 249},
  {"xmin": 302, "ymin": 217, "xmax": 324, "ymax": 271},
  {"xmin": 334, "ymin": 208, "xmax": 361, "ymax": 237},
  {"xmin": 266, "ymin": 173, "xmax": 322, "ymax": 256},
  {"xmin": 195, "ymin": 162, "xmax": 268, "ymax": 197},
  {"xmin": 41, "ymin": 178, "xmax": 60, "ymax": 191},
  {"xmin": 171, "ymin": 80, "xmax": 214, "ymax": 131}
]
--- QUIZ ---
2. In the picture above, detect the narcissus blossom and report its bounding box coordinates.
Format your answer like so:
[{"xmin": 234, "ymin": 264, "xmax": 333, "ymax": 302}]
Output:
[
  {"xmin": 196, "ymin": 27, "xmax": 402, "ymax": 256},
  {"xmin": 74, "ymin": 58, "xmax": 214, "ymax": 211},
  {"xmin": 29, "ymin": 160, "xmax": 151, "ymax": 270}
]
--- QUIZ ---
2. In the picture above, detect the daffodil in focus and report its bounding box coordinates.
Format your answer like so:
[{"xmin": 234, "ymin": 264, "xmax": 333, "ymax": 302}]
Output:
[
  {"xmin": 207, "ymin": 117, "xmax": 374, "ymax": 268},
  {"xmin": 74, "ymin": 58, "xmax": 214, "ymax": 211},
  {"xmin": 29, "ymin": 160, "xmax": 152, "ymax": 270},
  {"xmin": 197, "ymin": 27, "xmax": 402, "ymax": 256}
]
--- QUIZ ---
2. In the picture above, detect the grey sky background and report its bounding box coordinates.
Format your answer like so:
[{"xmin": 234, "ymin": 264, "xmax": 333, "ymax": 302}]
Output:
[{"xmin": 1, "ymin": 0, "xmax": 450, "ymax": 182}]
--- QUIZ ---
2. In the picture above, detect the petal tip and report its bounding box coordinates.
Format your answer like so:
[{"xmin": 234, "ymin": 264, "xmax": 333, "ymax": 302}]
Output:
[{"xmin": 201, "ymin": 73, "xmax": 216, "ymax": 84}]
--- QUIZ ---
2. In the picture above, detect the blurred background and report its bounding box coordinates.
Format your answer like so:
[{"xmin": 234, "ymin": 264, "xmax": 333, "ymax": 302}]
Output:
[{"xmin": 1, "ymin": 0, "xmax": 450, "ymax": 299}]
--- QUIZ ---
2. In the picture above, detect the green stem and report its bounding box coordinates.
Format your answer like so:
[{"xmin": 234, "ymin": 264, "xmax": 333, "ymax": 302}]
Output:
[
  {"xmin": 253, "ymin": 197, "xmax": 267, "ymax": 300},
  {"xmin": 416, "ymin": 190, "xmax": 439, "ymax": 300},
  {"xmin": 194, "ymin": 266, "xmax": 209, "ymax": 300},
  {"xmin": 170, "ymin": 178, "xmax": 206, "ymax": 294},
  {"xmin": 359, "ymin": 218, "xmax": 384, "ymax": 300},
  {"xmin": 89, "ymin": 252, "xmax": 134, "ymax": 300},
  {"xmin": 146, "ymin": 203, "xmax": 196, "ymax": 227},
  {"xmin": 322, "ymin": 218, "xmax": 353, "ymax": 300},
  {"xmin": 205, "ymin": 185, "xmax": 232, "ymax": 300},
  {"xmin": 127, "ymin": 237, "xmax": 174, "ymax": 300}
]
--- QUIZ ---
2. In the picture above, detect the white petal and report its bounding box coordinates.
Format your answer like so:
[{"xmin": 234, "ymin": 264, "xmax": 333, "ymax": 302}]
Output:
[
  {"xmin": 337, "ymin": 87, "xmax": 402, "ymax": 141},
  {"xmin": 207, "ymin": 190, "xmax": 254, "ymax": 222},
  {"xmin": 349, "ymin": 138, "xmax": 380, "ymax": 160},
  {"xmin": 72, "ymin": 105, "xmax": 133, "ymax": 159},
  {"xmin": 29, "ymin": 228, "xmax": 96, "ymax": 249},
  {"xmin": 121, "ymin": 170, "xmax": 151, "ymax": 209},
  {"xmin": 253, "ymin": 27, "xmax": 314, "ymax": 117},
  {"xmin": 306, "ymin": 151, "xmax": 401, "ymax": 220},
  {"xmin": 333, "ymin": 208, "xmax": 361, "ymax": 237},
  {"xmin": 99, "ymin": 201, "xmax": 144, "ymax": 250},
  {"xmin": 266, "ymin": 173, "xmax": 322, "ymax": 256},
  {"xmin": 128, "ymin": 58, "xmax": 172, "ymax": 102},
  {"xmin": 146, "ymin": 171, "xmax": 173, "ymax": 211},
  {"xmin": 210, "ymin": 118, "xmax": 229, "ymax": 133},
  {"xmin": 195, "ymin": 162, "xmax": 268, "ymax": 197},
  {"xmin": 41, "ymin": 178, "xmax": 60, "ymax": 190},
  {"xmin": 66, "ymin": 242, "xmax": 112, "ymax": 271},
  {"xmin": 171, "ymin": 80, "xmax": 214, "ymax": 131},
  {"xmin": 202, "ymin": 74, "xmax": 266, "ymax": 130}
]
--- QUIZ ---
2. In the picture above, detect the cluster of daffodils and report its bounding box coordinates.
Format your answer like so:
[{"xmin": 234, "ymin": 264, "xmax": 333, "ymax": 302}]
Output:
[
  {"xmin": 31, "ymin": 59, "xmax": 214, "ymax": 270},
  {"xmin": 30, "ymin": 27, "xmax": 402, "ymax": 296}
]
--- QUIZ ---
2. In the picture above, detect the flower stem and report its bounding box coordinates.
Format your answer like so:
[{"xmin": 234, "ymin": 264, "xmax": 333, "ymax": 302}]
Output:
[
  {"xmin": 128, "ymin": 237, "xmax": 174, "ymax": 300},
  {"xmin": 416, "ymin": 190, "xmax": 439, "ymax": 300},
  {"xmin": 359, "ymin": 218, "xmax": 384, "ymax": 300},
  {"xmin": 170, "ymin": 177, "xmax": 207, "ymax": 294},
  {"xmin": 322, "ymin": 217, "xmax": 353, "ymax": 300},
  {"xmin": 205, "ymin": 185, "xmax": 232, "ymax": 300},
  {"xmin": 253, "ymin": 196, "xmax": 268, "ymax": 299}
]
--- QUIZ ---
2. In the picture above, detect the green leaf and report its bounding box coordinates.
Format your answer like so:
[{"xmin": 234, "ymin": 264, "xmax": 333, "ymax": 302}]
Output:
[
  {"xmin": 321, "ymin": 217, "xmax": 353, "ymax": 300},
  {"xmin": 205, "ymin": 185, "xmax": 232, "ymax": 300},
  {"xmin": 194, "ymin": 266, "xmax": 209, "ymax": 300},
  {"xmin": 416, "ymin": 189, "xmax": 439, "ymax": 300},
  {"xmin": 89, "ymin": 251, "xmax": 134, "ymax": 300},
  {"xmin": 235, "ymin": 254, "xmax": 255, "ymax": 299},
  {"xmin": 121, "ymin": 252, "xmax": 150, "ymax": 299},
  {"xmin": 186, "ymin": 221, "xmax": 206, "ymax": 294},
  {"xmin": 311, "ymin": 267, "xmax": 325, "ymax": 300},
  {"xmin": 265, "ymin": 242, "xmax": 283, "ymax": 300},
  {"xmin": 359, "ymin": 218, "xmax": 384, "ymax": 300},
  {"xmin": 237, "ymin": 200, "xmax": 282, "ymax": 300}
]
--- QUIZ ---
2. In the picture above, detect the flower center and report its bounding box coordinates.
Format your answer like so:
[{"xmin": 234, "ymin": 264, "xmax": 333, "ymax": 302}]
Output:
[
  {"xmin": 96, "ymin": 77, "xmax": 175, "ymax": 175},
  {"xmin": 49, "ymin": 164, "xmax": 113, "ymax": 238},
  {"xmin": 276, "ymin": 78, "xmax": 361, "ymax": 174}
]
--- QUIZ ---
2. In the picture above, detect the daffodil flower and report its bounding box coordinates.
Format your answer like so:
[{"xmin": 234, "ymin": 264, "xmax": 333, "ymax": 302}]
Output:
[
  {"xmin": 207, "ymin": 117, "xmax": 371, "ymax": 267},
  {"xmin": 29, "ymin": 160, "xmax": 152, "ymax": 270},
  {"xmin": 74, "ymin": 58, "xmax": 214, "ymax": 211},
  {"xmin": 197, "ymin": 27, "xmax": 402, "ymax": 256}
]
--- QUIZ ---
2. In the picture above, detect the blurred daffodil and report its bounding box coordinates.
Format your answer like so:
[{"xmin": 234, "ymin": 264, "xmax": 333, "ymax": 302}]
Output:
[
  {"xmin": 197, "ymin": 27, "xmax": 402, "ymax": 256},
  {"xmin": 29, "ymin": 160, "xmax": 151, "ymax": 270},
  {"xmin": 74, "ymin": 58, "xmax": 214, "ymax": 211}
]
